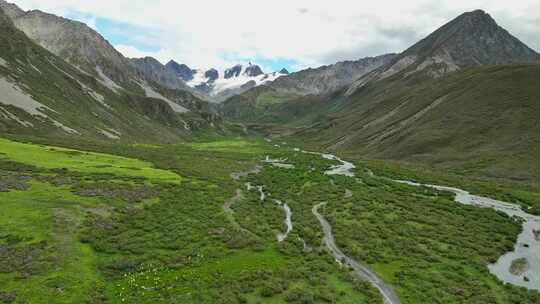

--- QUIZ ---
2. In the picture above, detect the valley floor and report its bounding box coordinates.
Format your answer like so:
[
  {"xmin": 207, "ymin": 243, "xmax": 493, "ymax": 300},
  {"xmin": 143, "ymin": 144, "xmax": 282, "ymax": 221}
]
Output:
[{"xmin": 0, "ymin": 136, "xmax": 539, "ymax": 304}]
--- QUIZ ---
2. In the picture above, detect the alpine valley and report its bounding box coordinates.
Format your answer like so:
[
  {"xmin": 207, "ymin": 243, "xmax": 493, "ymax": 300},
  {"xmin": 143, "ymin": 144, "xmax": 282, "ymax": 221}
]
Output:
[{"xmin": 0, "ymin": 1, "xmax": 539, "ymax": 304}]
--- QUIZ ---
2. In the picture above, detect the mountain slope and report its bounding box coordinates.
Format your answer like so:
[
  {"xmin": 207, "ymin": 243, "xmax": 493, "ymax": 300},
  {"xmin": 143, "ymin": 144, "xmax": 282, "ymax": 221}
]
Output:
[
  {"xmin": 269, "ymin": 54, "xmax": 396, "ymax": 96},
  {"xmin": 0, "ymin": 0, "xmax": 142, "ymax": 90},
  {"xmin": 185, "ymin": 63, "xmax": 288, "ymax": 102},
  {"xmin": 229, "ymin": 10, "xmax": 540, "ymax": 182},
  {"xmin": 221, "ymin": 54, "xmax": 396, "ymax": 122},
  {"xmin": 129, "ymin": 57, "xmax": 208, "ymax": 101},
  {"xmin": 165, "ymin": 60, "xmax": 196, "ymax": 82},
  {"xmin": 347, "ymin": 10, "xmax": 540, "ymax": 94},
  {"xmin": 295, "ymin": 64, "xmax": 540, "ymax": 180},
  {"xmin": 0, "ymin": 6, "xmax": 222, "ymax": 142}
]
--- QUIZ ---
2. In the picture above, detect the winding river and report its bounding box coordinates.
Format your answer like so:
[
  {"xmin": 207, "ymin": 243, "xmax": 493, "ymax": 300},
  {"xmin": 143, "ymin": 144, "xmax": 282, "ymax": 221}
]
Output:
[
  {"xmin": 396, "ymin": 181, "xmax": 540, "ymax": 290},
  {"xmin": 309, "ymin": 151, "xmax": 401, "ymax": 303},
  {"xmin": 233, "ymin": 148, "xmax": 539, "ymax": 301},
  {"xmin": 274, "ymin": 200, "xmax": 293, "ymax": 242},
  {"xmin": 317, "ymin": 150, "xmax": 540, "ymax": 291},
  {"xmin": 313, "ymin": 203, "xmax": 401, "ymax": 304}
]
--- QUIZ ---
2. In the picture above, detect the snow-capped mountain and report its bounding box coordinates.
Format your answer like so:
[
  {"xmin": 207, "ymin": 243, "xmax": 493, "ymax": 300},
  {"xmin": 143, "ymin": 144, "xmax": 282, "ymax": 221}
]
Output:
[{"xmin": 166, "ymin": 61, "xmax": 288, "ymax": 102}]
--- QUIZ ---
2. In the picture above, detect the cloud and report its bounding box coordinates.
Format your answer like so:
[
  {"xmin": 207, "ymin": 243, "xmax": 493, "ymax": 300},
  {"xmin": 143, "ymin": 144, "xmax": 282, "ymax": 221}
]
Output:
[
  {"xmin": 114, "ymin": 45, "xmax": 173, "ymax": 64},
  {"xmin": 69, "ymin": 14, "xmax": 97, "ymax": 30},
  {"xmin": 11, "ymin": 0, "xmax": 540, "ymax": 71}
]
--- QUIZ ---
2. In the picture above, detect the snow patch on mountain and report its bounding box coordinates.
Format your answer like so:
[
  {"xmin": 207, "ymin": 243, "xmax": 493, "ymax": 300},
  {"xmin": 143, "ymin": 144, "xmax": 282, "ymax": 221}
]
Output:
[
  {"xmin": 98, "ymin": 127, "xmax": 121, "ymax": 139},
  {"xmin": 0, "ymin": 77, "xmax": 53, "ymax": 117},
  {"xmin": 0, "ymin": 106, "xmax": 33, "ymax": 127},
  {"xmin": 187, "ymin": 70, "xmax": 211, "ymax": 88},
  {"xmin": 140, "ymin": 82, "xmax": 189, "ymax": 113},
  {"xmin": 212, "ymin": 71, "xmax": 285, "ymax": 96},
  {"xmin": 52, "ymin": 120, "xmax": 80, "ymax": 134},
  {"xmin": 96, "ymin": 66, "xmax": 123, "ymax": 93},
  {"xmin": 185, "ymin": 64, "xmax": 287, "ymax": 97},
  {"xmin": 0, "ymin": 57, "xmax": 8, "ymax": 68}
]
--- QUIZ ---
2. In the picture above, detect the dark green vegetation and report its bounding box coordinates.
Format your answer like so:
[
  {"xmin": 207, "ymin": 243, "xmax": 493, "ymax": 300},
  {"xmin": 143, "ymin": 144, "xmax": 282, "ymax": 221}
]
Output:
[
  {"xmin": 356, "ymin": 158, "xmax": 540, "ymax": 215},
  {"xmin": 1, "ymin": 135, "xmax": 539, "ymax": 303},
  {"xmin": 1, "ymin": 3, "xmax": 540, "ymax": 304},
  {"xmin": 242, "ymin": 147, "xmax": 540, "ymax": 303},
  {"xmin": 0, "ymin": 137, "xmax": 385, "ymax": 303}
]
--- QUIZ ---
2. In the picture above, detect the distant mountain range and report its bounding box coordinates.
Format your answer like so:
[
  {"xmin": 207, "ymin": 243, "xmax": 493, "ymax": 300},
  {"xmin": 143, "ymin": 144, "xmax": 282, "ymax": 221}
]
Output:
[
  {"xmin": 0, "ymin": 0, "xmax": 406, "ymax": 104},
  {"xmin": 132, "ymin": 59, "xmax": 289, "ymax": 102},
  {"xmin": 1, "ymin": 0, "xmax": 540, "ymax": 180}
]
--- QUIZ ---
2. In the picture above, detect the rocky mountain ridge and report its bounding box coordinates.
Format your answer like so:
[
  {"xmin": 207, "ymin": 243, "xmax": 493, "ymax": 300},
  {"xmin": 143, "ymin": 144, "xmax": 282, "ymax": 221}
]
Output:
[
  {"xmin": 0, "ymin": 2, "xmax": 225, "ymax": 141},
  {"xmin": 0, "ymin": 0, "xmax": 140, "ymax": 89},
  {"xmin": 268, "ymin": 54, "xmax": 396, "ymax": 96},
  {"xmin": 347, "ymin": 9, "xmax": 540, "ymax": 94}
]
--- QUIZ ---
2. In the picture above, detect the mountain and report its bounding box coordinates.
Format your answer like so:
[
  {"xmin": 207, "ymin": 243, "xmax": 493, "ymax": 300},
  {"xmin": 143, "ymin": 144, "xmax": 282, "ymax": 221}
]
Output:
[
  {"xmin": 225, "ymin": 10, "xmax": 540, "ymax": 182},
  {"xmin": 0, "ymin": 3, "xmax": 224, "ymax": 142},
  {"xmin": 269, "ymin": 54, "xmax": 396, "ymax": 96},
  {"xmin": 347, "ymin": 10, "xmax": 540, "ymax": 94},
  {"xmin": 165, "ymin": 60, "xmax": 195, "ymax": 82},
  {"xmin": 0, "ymin": 0, "xmax": 142, "ymax": 91},
  {"xmin": 296, "ymin": 64, "xmax": 540, "ymax": 181},
  {"xmin": 186, "ymin": 63, "xmax": 288, "ymax": 102},
  {"xmin": 130, "ymin": 59, "xmax": 287, "ymax": 102},
  {"xmin": 244, "ymin": 64, "xmax": 264, "ymax": 77},
  {"xmin": 221, "ymin": 54, "xmax": 396, "ymax": 122},
  {"xmin": 130, "ymin": 57, "xmax": 191, "ymax": 91},
  {"xmin": 129, "ymin": 57, "xmax": 210, "ymax": 101}
]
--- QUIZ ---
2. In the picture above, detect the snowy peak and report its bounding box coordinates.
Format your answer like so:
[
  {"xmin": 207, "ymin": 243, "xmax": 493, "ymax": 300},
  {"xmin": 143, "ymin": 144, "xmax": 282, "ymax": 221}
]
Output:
[
  {"xmin": 224, "ymin": 65, "xmax": 243, "ymax": 79},
  {"xmin": 244, "ymin": 64, "xmax": 264, "ymax": 77},
  {"xmin": 183, "ymin": 63, "xmax": 288, "ymax": 102},
  {"xmin": 224, "ymin": 63, "xmax": 263, "ymax": 78},
  {"xmin": 204, "ymin": 69, "xmax": 219, "ymax": 83}
]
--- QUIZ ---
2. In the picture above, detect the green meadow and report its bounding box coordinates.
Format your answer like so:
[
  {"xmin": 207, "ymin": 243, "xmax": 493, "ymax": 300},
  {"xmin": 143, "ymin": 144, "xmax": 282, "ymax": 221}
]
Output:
[
  {"xmin": 0, "ymin": 136, "xmax": 539, "ymax": 303},
  {"xmin": 0, "ymin": 138, "xmax": 181, "ymax": 183}
]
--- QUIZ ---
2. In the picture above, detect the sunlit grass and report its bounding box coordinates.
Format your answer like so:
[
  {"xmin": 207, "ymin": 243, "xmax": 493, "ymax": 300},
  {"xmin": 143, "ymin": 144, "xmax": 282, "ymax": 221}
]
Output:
[
  {"xmin": 0, "ymin": 138, "xmax": 180, "ymax": 183},
  {"xmin": 188, "ymin": 139, "xmax": 266, "ymax": 153}
]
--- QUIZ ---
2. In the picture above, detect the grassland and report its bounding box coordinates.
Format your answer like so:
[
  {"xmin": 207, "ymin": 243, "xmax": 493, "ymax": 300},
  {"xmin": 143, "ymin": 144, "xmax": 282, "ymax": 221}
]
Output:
[
  {"xmin": 189, "ymin": 139, "xmax": 266, "ymax": 154},
  {"xmin": 1, "ymin": 134, "xmax": 539, "ymax": 303},
  {"xmin": 358, "ymin": 158, "xmax": 540, "ymax": 215},
  {"xmin": 0, "ymin": 138, "xmax": 181, "ymax": 183},
  {"xmin": 0, "ymin": 180, "xmax": 103, "ymax": 303},
  {"xmin": 0, "ymin": 137, "xmax": 385, "ymax": 303},
  {"xmin": 241, "ymin": 146, "xmax": 540, "ymax": 303}
]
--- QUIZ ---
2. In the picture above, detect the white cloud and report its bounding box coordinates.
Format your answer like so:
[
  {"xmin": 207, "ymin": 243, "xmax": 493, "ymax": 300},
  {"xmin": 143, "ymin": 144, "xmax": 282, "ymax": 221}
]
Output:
[
  {"xmin": 114, "ymin": 45, "xmax": 172, "ymax": 64},
  {"xmin": 11, "ymin": 0, "xmax": 540, "ymax": 70},
  {"xmin": 75, "ymin": 15, "xmax": 97, "ymax": 30}
]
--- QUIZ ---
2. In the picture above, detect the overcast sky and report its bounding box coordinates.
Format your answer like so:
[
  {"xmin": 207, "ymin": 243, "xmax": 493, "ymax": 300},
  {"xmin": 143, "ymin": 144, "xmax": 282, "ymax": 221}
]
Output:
[{"xmin": 11, "ymin": 0, "xmax": 540, "ymax": 72}]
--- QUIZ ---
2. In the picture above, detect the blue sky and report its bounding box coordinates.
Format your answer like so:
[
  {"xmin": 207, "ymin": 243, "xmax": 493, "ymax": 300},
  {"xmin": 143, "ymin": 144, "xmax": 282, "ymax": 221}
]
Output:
[
  {"xmin": 65, "ymin": 10, "xmax": 302, "ymax": 72},
  {"xmin": 14, "ymin": 0, "xmax": 540, "ymax": 73},
  {"xmin": 65, "ymin": 12, "xmax": 161, "ymax": 53}
]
